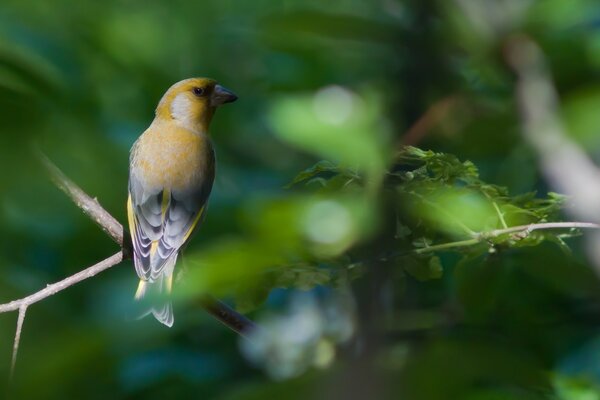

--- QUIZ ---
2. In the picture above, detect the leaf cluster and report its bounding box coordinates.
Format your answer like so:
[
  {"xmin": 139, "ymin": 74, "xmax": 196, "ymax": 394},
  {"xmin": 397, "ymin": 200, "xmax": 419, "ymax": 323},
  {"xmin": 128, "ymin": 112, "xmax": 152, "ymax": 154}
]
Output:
[{"xmin": 287, "ymin": 146, "xmax": 572, "ymax": 283}]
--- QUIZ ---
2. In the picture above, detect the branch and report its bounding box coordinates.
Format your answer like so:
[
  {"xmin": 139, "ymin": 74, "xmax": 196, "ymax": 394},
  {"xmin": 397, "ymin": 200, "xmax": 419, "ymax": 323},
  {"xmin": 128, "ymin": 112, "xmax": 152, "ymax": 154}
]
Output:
[
  {"xmin": 11, "ymin": 306, "xmax": 26, "ymax": 381},
  {"xmin": 201, "ymin": 298, "xmax": 256, "ymax": 338},
  {"xmin": 39, "ymin": 153, "xmax": 124, "ymax": 248},
  {"xmin": 505, "ymin": 35, "xmax": 600, "ymax": 274},
  {"xmin": 1, "ymin": 155, "xmax": 256, "ymax": 378},
  {"xmin": 0, "ymin": 252, "xmax": 124, "ymax": 313},
  {"xmin": 39, "ymin": 157, "xmax": 254, "ymax": 333},
  {"xmin": 505, "ymin": 36, "xmax": 600, "ymax": 223},
  {"xmin": 414, "ymin": 238, "xmax": 479, "ymax": 254},
  {"xmin": 401, "ymin": 95, "xmax": 462, "ymax": 147},
  {"xmin": 2, "ymin": 252, "xmax": 123, "ymax": 376},
  {"xmin": 414, "ymin": 221, "xmax": 600, "ymax": 254}
]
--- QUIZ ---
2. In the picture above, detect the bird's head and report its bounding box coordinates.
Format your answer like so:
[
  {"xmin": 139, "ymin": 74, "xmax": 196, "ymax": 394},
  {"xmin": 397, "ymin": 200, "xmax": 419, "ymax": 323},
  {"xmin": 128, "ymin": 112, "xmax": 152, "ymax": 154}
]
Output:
[{"xmin": 155, "ymin": 77, "xmax": 238, "ymax": 132}]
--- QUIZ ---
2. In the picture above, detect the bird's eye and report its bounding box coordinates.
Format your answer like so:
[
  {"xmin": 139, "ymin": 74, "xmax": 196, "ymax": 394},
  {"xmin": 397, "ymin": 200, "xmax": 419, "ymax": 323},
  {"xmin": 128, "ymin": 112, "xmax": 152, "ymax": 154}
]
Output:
[{"xmin": 192, "ymin": 87, "xmax": 206, "ymax": 97}]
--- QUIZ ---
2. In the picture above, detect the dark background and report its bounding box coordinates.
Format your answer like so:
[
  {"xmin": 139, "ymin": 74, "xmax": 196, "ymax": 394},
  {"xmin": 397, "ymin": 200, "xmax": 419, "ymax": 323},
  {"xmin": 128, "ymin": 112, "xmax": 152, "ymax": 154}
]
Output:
[{"xmin": 2, "ymin": 0, "xmax": 600, "ymax": 398}]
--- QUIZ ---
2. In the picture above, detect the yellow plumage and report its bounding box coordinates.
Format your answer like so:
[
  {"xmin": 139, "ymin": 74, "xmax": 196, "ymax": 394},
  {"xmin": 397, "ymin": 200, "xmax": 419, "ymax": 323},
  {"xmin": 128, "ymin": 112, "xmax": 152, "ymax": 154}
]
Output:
[{"xmin": 127, "ymin": 78, "xmax": 237, "ymax": 327}]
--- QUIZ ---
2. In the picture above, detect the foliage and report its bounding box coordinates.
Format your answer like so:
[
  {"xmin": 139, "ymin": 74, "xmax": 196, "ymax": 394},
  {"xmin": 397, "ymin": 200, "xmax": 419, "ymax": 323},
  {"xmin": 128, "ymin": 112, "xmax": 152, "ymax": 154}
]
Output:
[
  {"xmin": 2, "ymin": 0, "xmax": 600, "ymax": 399},
  {"xmin": 283, "ymin": 146, "xmax": 569, "ymax": 282}
]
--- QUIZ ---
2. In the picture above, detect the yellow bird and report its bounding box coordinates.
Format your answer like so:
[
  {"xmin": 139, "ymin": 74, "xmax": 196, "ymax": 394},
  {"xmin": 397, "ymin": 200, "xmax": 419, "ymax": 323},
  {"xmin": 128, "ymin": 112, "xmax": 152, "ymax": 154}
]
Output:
[{"xmin": 127, "ymin": 78, "xmax": 237, "ymax": 327}]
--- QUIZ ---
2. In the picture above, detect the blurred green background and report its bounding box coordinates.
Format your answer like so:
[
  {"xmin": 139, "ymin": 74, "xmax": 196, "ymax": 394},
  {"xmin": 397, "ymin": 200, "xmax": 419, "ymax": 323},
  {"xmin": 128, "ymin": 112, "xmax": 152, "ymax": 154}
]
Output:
[{"xmin": 3, "ymin": 0, "xmax": 600, "ymax": 398}]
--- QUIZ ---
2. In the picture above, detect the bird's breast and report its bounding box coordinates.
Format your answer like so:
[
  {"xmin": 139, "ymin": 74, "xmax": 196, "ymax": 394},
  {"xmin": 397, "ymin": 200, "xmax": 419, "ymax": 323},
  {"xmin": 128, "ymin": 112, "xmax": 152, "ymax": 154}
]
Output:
[{"xmin": 131, "ymin": 124, "xmax": 214, "ymax": 191}]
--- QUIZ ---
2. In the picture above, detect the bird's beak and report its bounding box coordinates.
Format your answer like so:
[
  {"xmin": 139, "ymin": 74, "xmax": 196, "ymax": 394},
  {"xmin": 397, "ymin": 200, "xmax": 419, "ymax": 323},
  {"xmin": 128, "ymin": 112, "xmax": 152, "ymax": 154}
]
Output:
[{"xmin": 211, "ymin": 84, "xmax": 238, "ymax": 106}]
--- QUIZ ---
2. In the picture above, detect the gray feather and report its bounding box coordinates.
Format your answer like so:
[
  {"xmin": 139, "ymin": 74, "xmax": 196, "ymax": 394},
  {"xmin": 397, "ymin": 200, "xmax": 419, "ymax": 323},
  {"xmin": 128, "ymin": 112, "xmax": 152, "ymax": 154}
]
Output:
[{"xmin": 128, "ymin": 149, "xmax": 214, "ymax": 282}]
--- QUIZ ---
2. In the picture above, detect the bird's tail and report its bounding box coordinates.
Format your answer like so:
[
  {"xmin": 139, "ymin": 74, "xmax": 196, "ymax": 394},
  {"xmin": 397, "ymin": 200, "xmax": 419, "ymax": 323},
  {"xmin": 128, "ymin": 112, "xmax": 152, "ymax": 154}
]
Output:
[{"xmin": 134, "ymin": 257, "xmax": 176, "ymax": 327}]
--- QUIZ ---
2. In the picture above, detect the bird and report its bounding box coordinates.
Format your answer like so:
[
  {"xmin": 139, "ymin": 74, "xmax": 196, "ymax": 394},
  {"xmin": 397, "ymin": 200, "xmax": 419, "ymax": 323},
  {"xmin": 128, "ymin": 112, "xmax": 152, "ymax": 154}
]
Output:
[{"xmin": 127, "ymin": 78, "xmax": 237, "ymax": 327}]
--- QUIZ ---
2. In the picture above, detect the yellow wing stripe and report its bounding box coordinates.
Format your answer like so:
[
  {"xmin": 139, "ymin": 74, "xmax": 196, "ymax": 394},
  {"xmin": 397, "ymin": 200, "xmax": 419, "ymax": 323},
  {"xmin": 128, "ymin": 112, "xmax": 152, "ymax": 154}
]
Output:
[
  {"xmin": 135, "ymin": 280, "xmax": 147, "ymax": 300},
  {"xmin": 166, "ymin": 274, "xmax": 173, "ymax": 294},
  {"xmin": 161, "ymin": 188, "xmax": 170, "ymax": 221},
  {"xmin": 183, "ymin": 206, "xmax": 205, "ymax": 243},
  {"xmin": 150, "ymin": 241, "xmax": 159, "ymax": 257},
  {"xmin": 127, "ymin": 195, "xmax": 136, "ymax": 243}
]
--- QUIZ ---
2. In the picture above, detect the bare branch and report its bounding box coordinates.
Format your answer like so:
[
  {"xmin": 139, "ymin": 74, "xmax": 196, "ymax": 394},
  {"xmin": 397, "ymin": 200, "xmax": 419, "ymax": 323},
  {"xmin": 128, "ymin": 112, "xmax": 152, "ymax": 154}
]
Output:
[
  {"xmin": 39, "ymin": 153, "xmax": 125, "ymax": 247},
  {"xmin": 1, "ymin": 252, "xmax": 124, "ymax": 377},
  {"xmin": 505, "ymin": 35, "xmax": 600, "ymax": 273},
  {"xmin": 0, "ymin": 252, "xmax": 124, "ymax": 314},
  {"xmin": 505, "ymin": 36, "xmax": 600, "ymax": 223},
  {"xmin": 483, "ymin": 221, "xmax": 600, "ymax": 238},
  {"xmin": 10, "ymin": 306, "xmax": 27, "ymax": 379},
  {"xmin": 201, "ymin": 298, "xmax": 256, "ymax": 338}
]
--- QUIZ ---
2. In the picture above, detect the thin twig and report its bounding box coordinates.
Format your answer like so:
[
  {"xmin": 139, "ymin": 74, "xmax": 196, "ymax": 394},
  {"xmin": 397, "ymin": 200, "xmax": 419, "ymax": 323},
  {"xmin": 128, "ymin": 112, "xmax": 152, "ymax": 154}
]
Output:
[
  {"xmin": 414, "ymin": 238, "xmax": 480, "ymax": 254},
  {"xmin": 0, "ymin": 252, "xmax": 124, "ymax": 313},
  {"xmin": 1, "ymin": 252, "xmax": 123, "ymax": 378},
  {"xmin": 415, "ymin": 221, "xmax": 600, "ymax": 254},
  {"xmin": 39, "ymin": 153, "xmax": 124, "ymax": 247},
  {"xmin": 482, "ymin": 222, "xmax": 600, "ymax": 238},
  {"xmin": 10, "ymin": 306, "xmax": 27, "ymax": 379}
]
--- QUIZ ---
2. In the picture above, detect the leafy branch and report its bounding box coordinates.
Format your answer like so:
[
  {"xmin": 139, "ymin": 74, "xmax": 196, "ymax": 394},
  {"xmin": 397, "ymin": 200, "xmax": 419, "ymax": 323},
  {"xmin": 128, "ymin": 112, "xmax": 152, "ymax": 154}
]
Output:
[
  {"xmin": 287, "ymin": 145, "xmax": 600, "ymax": 283},
  {"xmin": 414, "ymin": 222, "xmax": 600, "ymax": 254}
]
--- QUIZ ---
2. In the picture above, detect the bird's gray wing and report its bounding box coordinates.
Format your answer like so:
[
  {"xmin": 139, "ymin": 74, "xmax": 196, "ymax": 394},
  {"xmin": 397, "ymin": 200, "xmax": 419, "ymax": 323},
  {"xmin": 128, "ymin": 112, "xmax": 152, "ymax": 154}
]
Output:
[
  {"xmin": 128, "ymin": 152, "xmax": 214, "ymax": 282},
  {"xmin": 128, "ymin": 174, "xmax": 165, "ymax": 281}
]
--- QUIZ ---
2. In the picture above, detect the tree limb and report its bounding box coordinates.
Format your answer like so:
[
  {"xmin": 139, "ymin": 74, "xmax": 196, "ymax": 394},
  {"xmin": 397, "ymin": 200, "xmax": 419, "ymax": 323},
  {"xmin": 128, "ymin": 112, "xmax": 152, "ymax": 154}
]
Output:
[
  {"xmin": 200, "ymin": 298, "xmax": 256, "ymax": 339},
  {"xmin": 505, "ymin": 37, "xmax": 600, "ymax": 223},
  {"xmin": 505, "ymin": 35, "xmax": 600, "ymax": 273},
  {"xmin": 1, "ymin": 156, "xmax": 256, "ymax": 378}
]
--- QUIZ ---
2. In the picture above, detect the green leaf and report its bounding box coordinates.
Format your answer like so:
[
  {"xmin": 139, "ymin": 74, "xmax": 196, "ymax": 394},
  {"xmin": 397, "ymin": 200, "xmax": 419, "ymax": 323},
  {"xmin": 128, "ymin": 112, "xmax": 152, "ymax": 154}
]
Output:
[
  {"xmin": 428, "ymin": 256, "xmax": 444, "ymax": 279},
  {"xmin": 401, "ymin": 256, "xmax": 444, "ymax": 281},
  {"xmin": 545, "ymin": 234, "xmax": 573, "ymax": 256},
  {"xmin": 269, "ymin": 88, "xmax": 391, "ymax": 191},
  {"xmin": 287, "ymin": 160, "xmax": 341, "ymax": 187},
  {"xmin": 395, "ymin": 217, "xmax": 412, "ymax": 239},
  {"xmin": 274, "ymin": 265, "xmax": 331, "ymax": 290}
]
